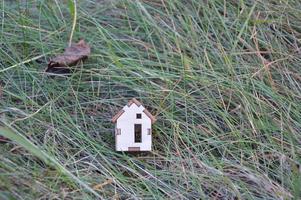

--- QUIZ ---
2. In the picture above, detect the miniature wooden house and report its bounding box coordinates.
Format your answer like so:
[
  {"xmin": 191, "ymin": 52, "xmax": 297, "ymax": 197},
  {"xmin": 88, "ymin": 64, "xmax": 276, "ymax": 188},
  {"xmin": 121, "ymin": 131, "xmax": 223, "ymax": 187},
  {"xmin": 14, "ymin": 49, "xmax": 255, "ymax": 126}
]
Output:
[{"xmin": 112, "ymin": 98, "xmax": 156, "ymax": 151}]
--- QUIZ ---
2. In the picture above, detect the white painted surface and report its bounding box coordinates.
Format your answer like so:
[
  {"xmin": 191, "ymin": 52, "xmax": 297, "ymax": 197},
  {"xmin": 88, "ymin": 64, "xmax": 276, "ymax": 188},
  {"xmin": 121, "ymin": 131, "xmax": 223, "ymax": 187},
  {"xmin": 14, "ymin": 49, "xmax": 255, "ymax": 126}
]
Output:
[{"xmin": 115, "ymin": 103, "xmax": 152, "ymax": 151}]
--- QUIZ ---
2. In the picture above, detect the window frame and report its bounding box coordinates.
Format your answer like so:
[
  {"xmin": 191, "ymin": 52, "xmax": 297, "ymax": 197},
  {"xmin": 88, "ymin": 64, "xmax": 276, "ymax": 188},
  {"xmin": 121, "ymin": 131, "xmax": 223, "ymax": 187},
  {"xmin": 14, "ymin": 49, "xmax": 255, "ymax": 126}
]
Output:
[
  {"xmin": 136, "ymin": 113, "xmax": 142, "ymax": 119},
  {"xmin": 115, "ymin": 128, "xmax": 121, "ymax": 135},
  {"xmin": 134, "ymin": 124, "xmax": 142, "ymax": 143}
]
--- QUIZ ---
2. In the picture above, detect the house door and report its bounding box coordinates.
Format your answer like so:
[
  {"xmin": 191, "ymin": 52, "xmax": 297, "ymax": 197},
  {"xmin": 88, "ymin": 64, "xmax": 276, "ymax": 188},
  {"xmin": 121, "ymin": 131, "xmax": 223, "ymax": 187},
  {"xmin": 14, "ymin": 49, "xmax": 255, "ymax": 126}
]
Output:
[{"xmin": 134, "ymin": 124, "xmax": 142, "ymax": 143}]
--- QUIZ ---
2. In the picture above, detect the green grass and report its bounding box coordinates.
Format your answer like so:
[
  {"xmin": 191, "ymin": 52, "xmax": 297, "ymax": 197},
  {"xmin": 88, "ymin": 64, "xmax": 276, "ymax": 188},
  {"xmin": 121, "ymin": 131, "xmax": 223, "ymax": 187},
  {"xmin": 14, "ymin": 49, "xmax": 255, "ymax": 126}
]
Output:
[{"xmin": 1, "ymin": 0, "xmax": 301, "ymax": 199}]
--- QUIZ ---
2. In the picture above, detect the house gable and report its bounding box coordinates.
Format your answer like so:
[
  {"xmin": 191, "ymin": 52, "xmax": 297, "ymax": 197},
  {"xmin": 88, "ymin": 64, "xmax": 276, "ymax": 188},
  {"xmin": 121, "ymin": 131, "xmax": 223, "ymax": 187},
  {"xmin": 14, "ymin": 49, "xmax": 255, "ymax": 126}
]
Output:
[{"xmin": 112, "ymin": 98, "xmax": 156, "ymax": 124}]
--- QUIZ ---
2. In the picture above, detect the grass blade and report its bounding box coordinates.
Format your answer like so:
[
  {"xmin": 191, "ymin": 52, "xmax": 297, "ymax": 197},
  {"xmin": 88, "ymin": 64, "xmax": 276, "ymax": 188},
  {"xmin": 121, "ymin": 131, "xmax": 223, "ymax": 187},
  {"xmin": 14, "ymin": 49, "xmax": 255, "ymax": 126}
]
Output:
[{"xmin": 0, "ymin": 125, "xmax": 102, "ymax": 199}]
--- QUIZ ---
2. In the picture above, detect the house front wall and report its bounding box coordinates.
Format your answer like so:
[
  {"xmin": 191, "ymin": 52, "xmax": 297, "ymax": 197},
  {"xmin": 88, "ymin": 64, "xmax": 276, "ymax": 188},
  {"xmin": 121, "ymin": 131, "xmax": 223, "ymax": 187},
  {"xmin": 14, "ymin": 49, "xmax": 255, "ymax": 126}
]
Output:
[{"xmin": 115, "ymin": 104, "xmax": 152, "ymax": 151}]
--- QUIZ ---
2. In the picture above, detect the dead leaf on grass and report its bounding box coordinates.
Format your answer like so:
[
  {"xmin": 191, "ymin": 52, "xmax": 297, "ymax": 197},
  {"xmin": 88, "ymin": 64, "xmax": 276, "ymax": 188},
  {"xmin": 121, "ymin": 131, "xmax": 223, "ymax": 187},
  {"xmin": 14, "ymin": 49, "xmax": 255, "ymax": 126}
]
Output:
[{"xmin": 46, "ymin": 39, "xmax": 91, "ymax": 73}]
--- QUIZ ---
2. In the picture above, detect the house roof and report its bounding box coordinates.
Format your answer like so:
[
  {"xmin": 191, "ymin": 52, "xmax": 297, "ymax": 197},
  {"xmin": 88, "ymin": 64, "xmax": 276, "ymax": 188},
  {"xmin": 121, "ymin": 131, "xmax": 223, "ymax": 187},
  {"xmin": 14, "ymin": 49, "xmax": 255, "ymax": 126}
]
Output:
[{"xmin": 112, "ymin": 98, "xmax": 156, "ymax": 124}]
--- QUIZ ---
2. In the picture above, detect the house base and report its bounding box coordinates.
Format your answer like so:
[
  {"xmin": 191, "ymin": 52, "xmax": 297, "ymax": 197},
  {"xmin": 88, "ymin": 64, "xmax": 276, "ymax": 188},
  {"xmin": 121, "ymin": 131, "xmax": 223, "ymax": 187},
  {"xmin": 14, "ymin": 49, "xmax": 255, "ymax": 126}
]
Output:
[
  {"xmin": 128, "ymin": 147, "xmax": 141, "ymax": 151},
  {"xmin": 115, "ymin": 147, "xmax": 152, "ymax": 152}
]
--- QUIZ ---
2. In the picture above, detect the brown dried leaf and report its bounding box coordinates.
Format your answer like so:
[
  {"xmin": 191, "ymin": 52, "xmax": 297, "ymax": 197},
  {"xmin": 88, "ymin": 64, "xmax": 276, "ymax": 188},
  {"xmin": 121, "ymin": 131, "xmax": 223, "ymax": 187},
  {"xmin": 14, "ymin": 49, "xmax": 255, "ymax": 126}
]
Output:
[{"xmin": 46, "ymin": 39, "xmax": 91, "ymax": 73}]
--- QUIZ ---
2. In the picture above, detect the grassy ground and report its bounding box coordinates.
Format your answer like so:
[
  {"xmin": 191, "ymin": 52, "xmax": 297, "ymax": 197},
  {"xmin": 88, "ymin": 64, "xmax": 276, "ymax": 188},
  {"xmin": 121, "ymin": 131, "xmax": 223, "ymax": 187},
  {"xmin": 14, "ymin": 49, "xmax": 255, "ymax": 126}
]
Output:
[{"xmin": 1, "ymin": 0, "xmax": 301, "ymax": 199}]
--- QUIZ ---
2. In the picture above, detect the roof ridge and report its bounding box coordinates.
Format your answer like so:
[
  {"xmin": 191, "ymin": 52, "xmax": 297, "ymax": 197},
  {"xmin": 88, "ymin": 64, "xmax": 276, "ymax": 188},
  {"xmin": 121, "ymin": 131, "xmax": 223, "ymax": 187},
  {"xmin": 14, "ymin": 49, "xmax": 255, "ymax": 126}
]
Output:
[{"xmin": 127, "ymin": 98, "xmax": 142, "ymax": 107}]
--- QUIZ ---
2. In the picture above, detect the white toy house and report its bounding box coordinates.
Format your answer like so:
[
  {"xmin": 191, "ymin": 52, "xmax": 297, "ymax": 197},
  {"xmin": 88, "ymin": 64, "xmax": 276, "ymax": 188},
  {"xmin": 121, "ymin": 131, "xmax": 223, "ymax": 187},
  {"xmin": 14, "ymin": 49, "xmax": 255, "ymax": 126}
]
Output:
[{"xmin": 112, "ymin": 98, "xmax": 156, "ymax": 151}]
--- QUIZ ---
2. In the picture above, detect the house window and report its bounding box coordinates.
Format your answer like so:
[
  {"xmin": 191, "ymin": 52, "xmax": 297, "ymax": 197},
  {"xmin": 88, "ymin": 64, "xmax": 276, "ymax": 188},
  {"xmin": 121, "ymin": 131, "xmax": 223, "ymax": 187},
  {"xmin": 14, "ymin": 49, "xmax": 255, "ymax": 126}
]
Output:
[
  {"xmin": 147, "ymin": 128, "xmax": 151, "ymax": 135},
  {"xmin": 134, "ymin": 124, "xmax": 142, "ymax": 143},
  {"xmin": 115, "ymin": 128, "xmax": 121, "ymax": 135},
  {"xmin": 136, "ymin": 113, "xmax": 142, "ymax": 119}
]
